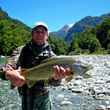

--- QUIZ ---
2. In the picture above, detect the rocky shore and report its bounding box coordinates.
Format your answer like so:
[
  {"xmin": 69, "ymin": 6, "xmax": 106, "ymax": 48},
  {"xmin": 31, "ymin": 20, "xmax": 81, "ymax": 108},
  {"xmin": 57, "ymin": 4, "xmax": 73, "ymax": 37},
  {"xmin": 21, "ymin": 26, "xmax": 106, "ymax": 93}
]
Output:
[
  {"xmin": 0, "ymin": 55, "xmax": 110, "ymax": 110},
  {"xmin": 50, "ymin": 55, "xmax": 110, "ymax": 110}
]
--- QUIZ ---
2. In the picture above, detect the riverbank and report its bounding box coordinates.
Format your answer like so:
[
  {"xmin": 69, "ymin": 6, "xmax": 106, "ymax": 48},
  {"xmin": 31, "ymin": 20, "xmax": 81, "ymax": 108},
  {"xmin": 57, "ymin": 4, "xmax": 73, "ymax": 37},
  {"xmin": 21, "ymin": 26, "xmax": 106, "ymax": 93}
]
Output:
[
  {"xmin": 0, "ymin": 55, "xmax": 110, "ymax": 110},
  {"xmin": 51, "ymin": 55, "xmax": 110, "ymax": 110}
]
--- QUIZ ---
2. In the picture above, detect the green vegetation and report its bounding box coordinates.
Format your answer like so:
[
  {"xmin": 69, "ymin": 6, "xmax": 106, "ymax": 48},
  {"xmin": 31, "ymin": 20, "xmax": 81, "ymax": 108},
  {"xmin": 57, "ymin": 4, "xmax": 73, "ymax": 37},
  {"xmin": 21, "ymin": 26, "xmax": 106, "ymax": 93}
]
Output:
[
  {"xmin": 68, "ymin": 18, "xmax": 110, "ymax": 55},
  {"xmin": 0, "ymin": 8, "xmax": 68, "ymax": 56},
  {"xmin": 0, "ymin": 8, "xmax": 31, "ymax": 55},
  {"xmin": 48, "ymin": 35, "xmax": 68, "ymax": 55},
  {"xmin": 0, "ymin": 7, "xmax": 110, "ymax": 55}
]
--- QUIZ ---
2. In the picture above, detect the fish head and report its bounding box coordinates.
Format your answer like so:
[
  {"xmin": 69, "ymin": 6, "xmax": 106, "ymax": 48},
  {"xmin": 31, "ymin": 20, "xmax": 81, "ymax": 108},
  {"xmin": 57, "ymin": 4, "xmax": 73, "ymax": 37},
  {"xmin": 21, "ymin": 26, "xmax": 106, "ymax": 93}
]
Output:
[{"xmin": 71, "ymin": 61, "xmax": 92, "ymax": 77}]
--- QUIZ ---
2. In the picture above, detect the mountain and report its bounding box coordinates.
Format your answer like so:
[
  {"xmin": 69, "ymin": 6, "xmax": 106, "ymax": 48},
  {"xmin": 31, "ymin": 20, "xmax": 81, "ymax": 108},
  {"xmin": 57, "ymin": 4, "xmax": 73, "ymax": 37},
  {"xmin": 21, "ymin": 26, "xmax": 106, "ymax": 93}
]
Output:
[
  {"xmin": 0, "ymin": 7, "xmax": 9, "ymax": 19},
  {"xmin": 50, "ymin": 24, "xmax": 70, "ymax": 38},
  {"xmin": 1, "ymin": 6, "xmax": 110, "ymax": 46},
  {"xmin": 0, "ymin": 7, "xmax": 31, "ymax": 30},
  {"xmin": 0, "ymin": 7, "xmax": 31, "ymax": 55},
  {"xmin": 65, "ymin": 13, "xmax": 110, "ymax": 43},
  {"xmin": 52, "ymin": 13, "xmax": 110, "ymax": 44}
]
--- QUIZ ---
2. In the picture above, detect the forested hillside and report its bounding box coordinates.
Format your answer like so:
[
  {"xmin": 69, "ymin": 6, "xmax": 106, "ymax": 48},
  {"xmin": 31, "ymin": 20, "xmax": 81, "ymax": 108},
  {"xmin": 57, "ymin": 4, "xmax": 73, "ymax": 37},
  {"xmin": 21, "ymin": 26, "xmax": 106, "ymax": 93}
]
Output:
[
  {"xmin": 68, "ymin": 18, "xmax": 110, "ymax": 54},
  {"xmin": 0, "ymin": 8, "xmax": 31, "ymax": 55},
  {"xmin": 0, "ymin": 7, "xmax": 110, "ymax": 55}
]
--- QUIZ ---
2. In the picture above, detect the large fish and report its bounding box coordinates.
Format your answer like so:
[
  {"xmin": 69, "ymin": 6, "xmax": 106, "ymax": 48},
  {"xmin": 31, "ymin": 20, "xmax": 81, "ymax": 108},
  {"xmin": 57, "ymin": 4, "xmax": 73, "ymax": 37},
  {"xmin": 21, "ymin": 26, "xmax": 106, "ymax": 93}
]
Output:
[
  {"xmin": 0, "ymin": 55, "xmax": 92, "ymax": 88},
  {"xmin": 21, "ymin": 55, "xmax": 92, "ymax": 87}
]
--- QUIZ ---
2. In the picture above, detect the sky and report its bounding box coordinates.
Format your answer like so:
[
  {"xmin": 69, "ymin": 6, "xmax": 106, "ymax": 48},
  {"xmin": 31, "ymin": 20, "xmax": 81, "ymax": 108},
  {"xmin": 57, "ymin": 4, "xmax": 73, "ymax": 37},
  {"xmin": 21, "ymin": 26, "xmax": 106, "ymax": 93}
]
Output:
[{"xmin": 0, "ymin": 0, "xmax": 110, "ymax": 32}]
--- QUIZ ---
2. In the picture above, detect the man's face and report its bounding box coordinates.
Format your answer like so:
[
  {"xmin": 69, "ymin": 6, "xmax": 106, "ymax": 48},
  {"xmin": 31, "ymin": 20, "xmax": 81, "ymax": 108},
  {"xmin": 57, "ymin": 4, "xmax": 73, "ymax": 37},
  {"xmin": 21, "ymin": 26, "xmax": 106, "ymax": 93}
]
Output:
[{"xmin": 32, "ymin": 26, "xmax": 48, "ymax": 45}]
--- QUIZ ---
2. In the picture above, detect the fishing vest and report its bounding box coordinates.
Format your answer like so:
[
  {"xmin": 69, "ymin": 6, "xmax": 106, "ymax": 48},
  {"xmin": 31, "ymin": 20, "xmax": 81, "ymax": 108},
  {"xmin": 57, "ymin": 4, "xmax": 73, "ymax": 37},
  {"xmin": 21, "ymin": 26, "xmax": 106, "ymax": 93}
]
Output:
[
  {"xmin": 18, "ymin": 41, "xmax": 55, "ymax": 68},
  {"xmin": 18, "ymin": 41, "xmax": 55, "ymax": 94}
]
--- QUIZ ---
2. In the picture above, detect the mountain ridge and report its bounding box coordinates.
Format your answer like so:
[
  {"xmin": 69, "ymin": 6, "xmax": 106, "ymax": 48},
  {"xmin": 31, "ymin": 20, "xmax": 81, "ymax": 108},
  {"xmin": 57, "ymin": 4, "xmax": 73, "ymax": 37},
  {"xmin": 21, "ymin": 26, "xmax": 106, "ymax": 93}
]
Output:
[
  {"xmin": 53, "ymin": 13, "xmax": 110, "ymax": 43},
  {"xmin": 0, "ymin": 7, "xmax": 110, "ymax": 44}
]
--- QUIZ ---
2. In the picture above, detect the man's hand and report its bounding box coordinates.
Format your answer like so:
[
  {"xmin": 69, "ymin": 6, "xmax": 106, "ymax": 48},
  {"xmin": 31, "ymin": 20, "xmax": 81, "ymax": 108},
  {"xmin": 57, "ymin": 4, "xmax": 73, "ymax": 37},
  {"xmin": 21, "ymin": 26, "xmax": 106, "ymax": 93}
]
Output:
[
  {"xmin": 52, "ymin": 65, "xmax": 71, "ymax": 80},
  {"xmin": 5, "ymin": 65, "xmax": 26, "ymax": 87}
]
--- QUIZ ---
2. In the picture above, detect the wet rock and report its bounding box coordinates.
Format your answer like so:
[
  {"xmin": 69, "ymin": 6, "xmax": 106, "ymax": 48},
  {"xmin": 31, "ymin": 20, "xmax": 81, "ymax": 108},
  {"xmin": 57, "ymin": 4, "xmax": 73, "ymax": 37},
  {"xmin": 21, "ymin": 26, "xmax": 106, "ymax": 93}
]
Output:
[{"xmin": 96, "ymin": 105, "xmax": 106, "ymax": 110}]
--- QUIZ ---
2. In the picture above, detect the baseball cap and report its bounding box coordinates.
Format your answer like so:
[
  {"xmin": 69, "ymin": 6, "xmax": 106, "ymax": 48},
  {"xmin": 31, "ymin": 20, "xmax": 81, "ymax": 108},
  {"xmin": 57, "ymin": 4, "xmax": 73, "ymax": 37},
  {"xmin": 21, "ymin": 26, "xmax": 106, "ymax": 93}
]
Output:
[{"xmin": 32, "ymin": 21, "xmax": 48, "ymax": 31}]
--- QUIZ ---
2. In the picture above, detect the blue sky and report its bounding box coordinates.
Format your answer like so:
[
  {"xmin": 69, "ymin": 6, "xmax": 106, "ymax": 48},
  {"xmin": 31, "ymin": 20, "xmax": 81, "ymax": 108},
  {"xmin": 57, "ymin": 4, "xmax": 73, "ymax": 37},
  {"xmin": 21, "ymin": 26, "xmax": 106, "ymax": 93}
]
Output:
[{"xmin": 0, "ymin": 0, "xmax": 110, "ymax": 31}]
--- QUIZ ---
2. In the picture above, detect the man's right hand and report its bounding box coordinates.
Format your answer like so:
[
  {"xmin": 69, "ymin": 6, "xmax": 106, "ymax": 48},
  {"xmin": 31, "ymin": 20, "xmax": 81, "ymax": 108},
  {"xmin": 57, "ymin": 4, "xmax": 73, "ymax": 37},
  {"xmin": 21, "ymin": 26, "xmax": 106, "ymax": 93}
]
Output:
[
  {"xmin": 5, "ymin": 65, "xmax": 26, "ymax": 87},
  {"xmin": 52, "ymin": 65, "xmax": 71, "ymax": 80}
]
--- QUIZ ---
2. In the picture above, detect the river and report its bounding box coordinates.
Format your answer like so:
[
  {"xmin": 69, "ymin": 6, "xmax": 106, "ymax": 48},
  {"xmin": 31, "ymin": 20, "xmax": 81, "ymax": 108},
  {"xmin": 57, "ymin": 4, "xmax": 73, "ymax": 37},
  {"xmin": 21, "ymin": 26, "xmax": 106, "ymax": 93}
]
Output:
[{"xmin": 0, "ymin": 55, "xmax": 110, "ymax": 110}]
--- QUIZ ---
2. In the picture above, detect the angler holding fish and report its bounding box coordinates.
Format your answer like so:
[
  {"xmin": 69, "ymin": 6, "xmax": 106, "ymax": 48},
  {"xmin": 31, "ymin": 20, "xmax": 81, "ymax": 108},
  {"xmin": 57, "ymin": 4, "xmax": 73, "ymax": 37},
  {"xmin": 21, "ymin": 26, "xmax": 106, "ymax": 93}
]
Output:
[
  {"xmin": 2, "ymin": 22, "xmax": 73, "ymax": 110},
  {"xmin": 0, "ymin": 22, "xmax": 91, "ymax": 110}
]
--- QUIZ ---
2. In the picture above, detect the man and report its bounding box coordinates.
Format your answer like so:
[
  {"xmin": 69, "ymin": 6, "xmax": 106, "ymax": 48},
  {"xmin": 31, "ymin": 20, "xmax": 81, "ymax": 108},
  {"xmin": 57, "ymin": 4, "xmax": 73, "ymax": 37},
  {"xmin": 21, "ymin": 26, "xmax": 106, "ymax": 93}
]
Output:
[{"xmin": 5, "ymin": 22, "xmax": 70, "ymax": 110}]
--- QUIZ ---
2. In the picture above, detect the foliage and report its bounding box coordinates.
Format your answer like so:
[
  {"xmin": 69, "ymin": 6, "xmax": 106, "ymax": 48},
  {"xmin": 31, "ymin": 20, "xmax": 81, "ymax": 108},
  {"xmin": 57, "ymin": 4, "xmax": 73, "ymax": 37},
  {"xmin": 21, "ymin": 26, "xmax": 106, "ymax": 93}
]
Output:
[
  {"xmin": 68, "ymin": 29, "xmax": 102, "ymax": 54},
  {"xmin": 48, "ymin": 35, "xmax": 68, "ymax": 55},
  {"xmin": 0, "ymin": 11, "xmax": 31, "ymax": 55},
  {"xmin": 96, "ymin": 18, "xmax": 110, "ymax": 49},
  {"xmin": 68, "ymin": 18, "xmax": 110, "ymax": 54},
  {"xmin": 0, "ymin": 8, "xmax": 110, "ymax": 55},
  {"xmin": 79, "ymin": 32, "xmax": 101, "ymax": 53}
]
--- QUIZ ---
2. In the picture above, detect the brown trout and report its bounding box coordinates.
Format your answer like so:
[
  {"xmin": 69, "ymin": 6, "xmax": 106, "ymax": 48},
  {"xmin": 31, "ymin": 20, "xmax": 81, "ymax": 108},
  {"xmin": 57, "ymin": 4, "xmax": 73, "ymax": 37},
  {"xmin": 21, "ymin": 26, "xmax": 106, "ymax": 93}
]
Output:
[
  {"xmin": 0, "ymin": 55, "xmax": 92, "ymax": 88},
  {"xmin": 21, "ymin": 56, "xmax": 92, "ymax": 87}
]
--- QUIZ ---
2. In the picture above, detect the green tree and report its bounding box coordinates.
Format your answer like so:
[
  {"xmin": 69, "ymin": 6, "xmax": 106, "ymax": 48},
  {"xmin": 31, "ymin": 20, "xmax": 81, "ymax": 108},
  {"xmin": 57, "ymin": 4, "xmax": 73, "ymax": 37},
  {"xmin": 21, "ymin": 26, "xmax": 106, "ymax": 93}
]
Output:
[
  {"xmin": 48, "ymin": 35, "xmax": 68, "ymax": 55},
  {"xmin": 0, "ymin": 19, "xmax": 31, "ymax": 55},
  {"xmin": 96, "ymin": 18, "xmax": 110, "ymax": 49},
  {"xmin": 68, "ymin": 33, "xmax": 81, "ymax": 54},
  {"xmin": 68, "ymin": 29, "xmax": 101, "ymax": 54},
  {"xmin": 79, "ymin": 32, "xmax": 101, "ymax": 53}
]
